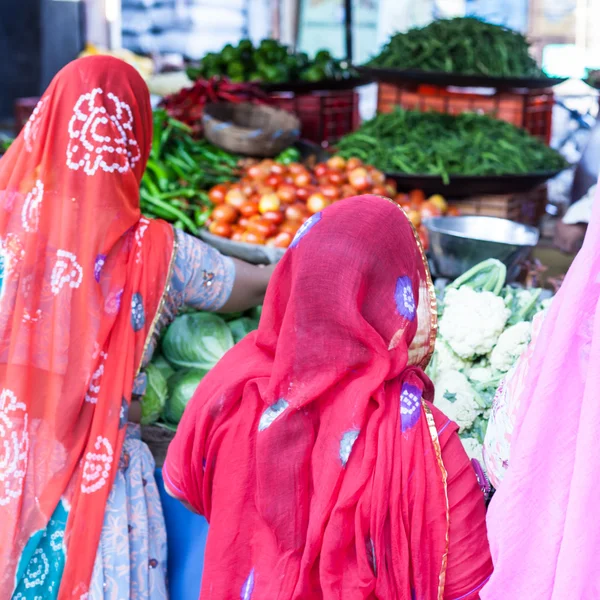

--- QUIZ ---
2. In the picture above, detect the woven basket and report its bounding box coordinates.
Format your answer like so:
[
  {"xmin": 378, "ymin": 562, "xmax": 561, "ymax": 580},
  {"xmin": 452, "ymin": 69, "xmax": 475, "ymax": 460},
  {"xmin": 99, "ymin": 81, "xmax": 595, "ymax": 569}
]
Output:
[
  {"xmin": 202, "ymin": 102, "xmax": 301, "ymax": 157},
  {"xmin": 142, "ymin": 423, "xmax": 176, "ymax": 468}
]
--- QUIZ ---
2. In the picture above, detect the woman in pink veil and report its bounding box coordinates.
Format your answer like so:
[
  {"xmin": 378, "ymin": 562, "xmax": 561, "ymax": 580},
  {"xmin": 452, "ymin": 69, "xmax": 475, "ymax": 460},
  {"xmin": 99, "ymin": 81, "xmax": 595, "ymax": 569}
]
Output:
[{"xmin": 482, "ymin": 179, "xmax": 600, "ymax": 598}]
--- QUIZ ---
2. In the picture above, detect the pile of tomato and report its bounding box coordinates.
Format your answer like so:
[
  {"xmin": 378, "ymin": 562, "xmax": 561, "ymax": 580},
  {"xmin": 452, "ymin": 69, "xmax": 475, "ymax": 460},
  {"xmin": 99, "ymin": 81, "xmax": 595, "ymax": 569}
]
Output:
[{"xmin": 205, "ymin": 156, "xmax": 454, "ymax": 250}]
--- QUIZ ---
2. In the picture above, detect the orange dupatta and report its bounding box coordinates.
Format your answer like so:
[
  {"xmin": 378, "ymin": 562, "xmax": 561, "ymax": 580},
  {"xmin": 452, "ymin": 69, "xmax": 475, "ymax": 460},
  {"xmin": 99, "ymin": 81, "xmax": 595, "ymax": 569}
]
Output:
[{"xmin": 0, "ymin": 56, "xmax": 174, "ymax": 598}]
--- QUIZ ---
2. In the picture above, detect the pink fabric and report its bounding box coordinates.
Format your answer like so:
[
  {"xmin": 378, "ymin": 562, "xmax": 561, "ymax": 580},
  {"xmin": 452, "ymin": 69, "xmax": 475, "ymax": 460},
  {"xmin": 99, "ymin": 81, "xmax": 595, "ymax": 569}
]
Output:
[{"xmin": 482, "ymin": 180, "xmax": 600, "ymax": 599}]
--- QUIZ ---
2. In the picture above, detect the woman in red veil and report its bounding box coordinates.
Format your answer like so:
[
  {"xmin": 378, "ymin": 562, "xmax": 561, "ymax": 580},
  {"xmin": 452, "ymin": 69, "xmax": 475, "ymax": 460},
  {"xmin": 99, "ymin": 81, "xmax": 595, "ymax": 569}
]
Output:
[
  {"xmin": 165, "ymin": 196, "xmax": 493, "ymax": 599},
  {"xmin": 0, "ymin": 56, "xmax": 271, "ymax": 599}
]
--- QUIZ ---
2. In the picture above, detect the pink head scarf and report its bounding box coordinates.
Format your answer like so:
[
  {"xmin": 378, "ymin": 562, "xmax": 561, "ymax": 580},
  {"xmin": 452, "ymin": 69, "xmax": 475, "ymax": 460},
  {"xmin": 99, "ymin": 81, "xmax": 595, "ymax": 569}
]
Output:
[{"xmin": 482, "ymin": 180, "xmax": 600, "ymax": 599}]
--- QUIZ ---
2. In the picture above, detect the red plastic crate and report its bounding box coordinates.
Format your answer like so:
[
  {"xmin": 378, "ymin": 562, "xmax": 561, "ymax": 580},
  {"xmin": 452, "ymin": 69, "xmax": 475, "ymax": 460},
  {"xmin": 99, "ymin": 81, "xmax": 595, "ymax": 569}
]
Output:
[
  {"xmin": 377, "ymin": 83, "xmax": 554, "ymax": 144},
  {"xmin": 269, "ymin": 90, "xmax": 360, "ymax": 147}
]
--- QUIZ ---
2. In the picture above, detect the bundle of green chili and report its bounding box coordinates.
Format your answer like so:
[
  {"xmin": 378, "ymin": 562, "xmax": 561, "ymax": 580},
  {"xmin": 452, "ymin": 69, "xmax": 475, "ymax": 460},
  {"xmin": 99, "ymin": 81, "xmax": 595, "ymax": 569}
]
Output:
[
  {"xmin": 367, "ymin": 18, "xmax": 544, "ymax": 78},
  {"xmin": 335, "ymin": 109, "xmax": 568, "ymax": 182},
  {"xmin": 141, "ymin": 110, "xmax": 240, "ymax": 234}
]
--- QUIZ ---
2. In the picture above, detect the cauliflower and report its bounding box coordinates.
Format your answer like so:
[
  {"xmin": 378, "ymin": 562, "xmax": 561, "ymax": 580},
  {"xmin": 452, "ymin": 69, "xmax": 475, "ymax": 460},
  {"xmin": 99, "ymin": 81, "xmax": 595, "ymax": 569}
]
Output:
[
  {"xmin": 490, "ymin": 321, "xmax": 531, "ymax": 373},
  {"xmin": 428, "ymin": 339, "xmax": 470, "ymax": 382},
  {"xmin": 434, "ymin": 371, "xmax": 480, "ymax": 432},
  {"xmin": 439, "ymin": 287, "xmax": 511, "ymax": 360},
  {"xmin": 460, "ymin": 437, "xmax": 483, "ymax": 464},
  {"xmin": 467, "ymin": 365, "xmax": 496, "ymax": 384}
]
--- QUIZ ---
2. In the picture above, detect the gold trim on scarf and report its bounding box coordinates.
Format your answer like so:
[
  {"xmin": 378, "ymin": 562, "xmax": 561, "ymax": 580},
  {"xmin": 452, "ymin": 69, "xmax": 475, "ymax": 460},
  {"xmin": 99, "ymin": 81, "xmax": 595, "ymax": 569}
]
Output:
[
  {"xmin": 134, "ymin": 229, "xmax": 178, "ymax": 377},
  {"xmin": 423, "ymin": 401, "xmax": 450, "ymax": 600},
  {"xmin": 375, "ymin": 196, "xmax": 438, "ymax": 368}
]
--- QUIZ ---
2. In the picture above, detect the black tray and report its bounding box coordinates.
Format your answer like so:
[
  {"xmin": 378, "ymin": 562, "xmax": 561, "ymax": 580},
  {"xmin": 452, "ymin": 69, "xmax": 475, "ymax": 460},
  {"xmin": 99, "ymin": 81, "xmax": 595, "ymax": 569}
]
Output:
[
  {"xmin": 386, "ymin": 171, "xmax": 562, "ymax": 198},
  {"xmin": 357, "ymin": 67, "xmax": 566, "ymax": 90},
  {"xmin": 260, "ymin": 75, "xmax": 372, "ymax": 94}
]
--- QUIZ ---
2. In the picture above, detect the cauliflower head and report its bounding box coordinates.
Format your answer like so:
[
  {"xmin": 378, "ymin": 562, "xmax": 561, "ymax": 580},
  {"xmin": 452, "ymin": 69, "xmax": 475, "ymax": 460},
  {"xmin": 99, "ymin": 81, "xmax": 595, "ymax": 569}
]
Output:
[
  {"xmin": 430, "ymin": 339, "xmax": 470, "ymax": 381},
  {"xmin": 490, "ymin": 321, "xmax": 532, "ymax": 373},
  {"xmin": 460, "ymin": 436, "xmax": 484, "ymax": 464},
  {"xmin": 439, "ymin": 287, "xmax": 511, "ymax": 359},
  {"xmin": 434, "ymin": 371, "xmax": 480, "ymax": 431}
]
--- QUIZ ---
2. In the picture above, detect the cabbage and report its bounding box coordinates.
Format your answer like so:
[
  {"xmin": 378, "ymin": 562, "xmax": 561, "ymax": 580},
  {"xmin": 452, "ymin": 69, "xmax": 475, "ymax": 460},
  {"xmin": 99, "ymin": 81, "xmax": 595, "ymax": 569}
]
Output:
[
  {"xmin": 152, "ymin": 352, "xmax": 175, "ymax": 380},
  {"xmin": 162, "ymin": 312, "xmax": 234, "ymax": 370},
  {"xmin": 141, "ymin": 363, "xmax": 168, "ymax": 425},
  {"xmin": 163, "ymin": 368, "xmax": 208, "ymax": 424},
  {"xmin": 228, "ymin": 317, "xmax": 257, "ymax": 344}
]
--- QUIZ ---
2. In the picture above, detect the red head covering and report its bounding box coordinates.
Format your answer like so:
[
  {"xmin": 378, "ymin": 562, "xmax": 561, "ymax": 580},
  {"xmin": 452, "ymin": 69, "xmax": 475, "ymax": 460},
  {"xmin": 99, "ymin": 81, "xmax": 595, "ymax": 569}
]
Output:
[
  {"xmin": 165, "ymin": 196, "xmax": 450, "ymax": 599},
  {"xmin": 0, "ymin": 56, "xmax": 174, "ymax": 598}
]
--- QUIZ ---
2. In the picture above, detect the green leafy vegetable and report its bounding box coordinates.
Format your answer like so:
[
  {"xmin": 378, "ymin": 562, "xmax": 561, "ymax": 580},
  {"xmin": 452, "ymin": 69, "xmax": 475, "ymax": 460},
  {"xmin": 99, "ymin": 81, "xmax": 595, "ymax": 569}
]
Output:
[
  {"xmin": 336, "ymin": 109, "xmax": 568, "ymax": 181},
  {"xmin": 151, "ymin": 353, "xmax": 175, "ymax": 381},
  {"xmin": 164, "ymin": 369, "xmax": 208, "ymax": 424},
  {"xmin": 141, "ymin": 363, "xmax": 168, "ymax": 425},
  {"xmin": 447, "ymin": 259, "xmax": 506, "ymax": 295},
  {"xmin": 228, "ymin": 317, "xmax": 258, "ymax": 344},
  {"xmin": 368, "ymin": 17, "xmax": 544, "ymax": 78},
  {"xmin": 162, "ymin": 312, "xmax": 234, "ymax": 370}
]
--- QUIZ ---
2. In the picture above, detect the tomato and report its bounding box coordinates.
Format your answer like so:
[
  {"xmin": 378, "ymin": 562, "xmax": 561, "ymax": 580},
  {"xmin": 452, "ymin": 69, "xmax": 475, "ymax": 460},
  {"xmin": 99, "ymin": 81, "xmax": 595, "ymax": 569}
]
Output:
[
  {"xmin": 314, "ymin": 163, "xmax": 328, "ymax": 178},
  {"xmin": 409, "ymin": 189, "xmax": 425, "ymax": 208},
  {"xmin": 259, "ymin": 193, "xmax": 281, "ymax": 214},
  {"xmin": 340, "ymin": 184, "xmax": 358, "ymax": 199},
  {"xmin": 241, "ymin": 231, "xmax": 266, "ymax": 245},
  {"xmin": 266, "ymin": 231, "xmax": 293, "ymax": 248},
  {"xmin": 306, "ymin": 193, "xmax": 330, "ymax": 214},
  {"xmin": 420, "ymin": 201, "xmax": 442, "ymax": 219},
  {"xmin": 328, "ymin": 170, "xmax": 346, "ymax": 186},
  {"xmin": 294, "ymin": 171, "xmax": 312, "ymax": 188},
  {"xmin": 285, "ymin": 203, "xmax": 309, "ymax": 222},
  {"xmin": 406, "ymin": 209, "xmax": 421, "ymax": 228},
  {"xmin": 280, "ymin": 220, "xmax": 300, "ymax": 236},
  {"xmin": 371, "ymin": 185, "xmax": 389, "ymax": 197},
  {"xmin": 208, "ymin": 184, "xmax": 228, "ymax": 205},
  {"xmin": 345, "ymin": 157, "xmax": 363, "ymax": 171},
  {"xmin": 327, "ymin": 155, "xmax": 346, "ymax": 171},
  {"xmin": 261, "ymin": 159, "xmax": 275, "ymax": 172},
  {"xmin": 276, "ymin": 184, "xmax": 297, "ymax": 204},
  {"xmin": 225, "ymin": 188, "xmax": 246, "ymax": 209},
  {"xmin": 238, "ymin": 217, "xmax": 250, "ymax": 228},
  {"xmin": 320, "ymin": 184, "xmax": 340, "ymax": 201},
  {"xmin": 419, "ymin": 225, "xmax": 430, "ymax": 251},
  {"xmin": 240, "ymin": 178, "xmax": 255, "ymax": 197},
  {"xmin": 295, "ymin": 186, "xmax": 311, "ymax": 201},
  {"xmin": 287, "ymin": 162, "xmax": 305, "ymax": 175},
  {"xmin": 262, "ymin": 210, "xmax": 284, "ymax": 225},
  {"xmin": 248, "ymin": 216, "xmax": 276, "ymax": 238},
  {"xmin": 266, "ymin": 174, "xmax": 283, "ymax": 188},
  {"xmin": 231, "ymin": 230, "xmax": 244, "ymax": 242},
  {"xmin": 369, "ymin": 168, "xmax": 386, "ymax": 186},
  {"xmin": 270, "ymin": 163, "xmax": 286, "ymax": 176},
  {"xmin": 428, "ymin": 194, "xmax": 448, "ymax": 214},
  {"xmin": 247, "ymin": 163, "xmax": 268, "ymax": 181},
  {"xmin": 348, "ymin": 167, "xmax": 372, "ymax": 192},
  {"xmin": 211, "ymin": 204, "xmax": 239, "ymax": 224},
  {"xmin": 400, "ymin": 201, "xmax": 412, "ymax": 213},
  {"xmin": 208, "ymin": 221, "xmax": 232, "ymax": 238},
  {"xmin": 240, "ymin": 200, "xmax": 259, "ymax": 218},
  {"xmin": 447, "ymin": 206, "xmax": 461, "ymax": 216},
  {"xmin": 385, "ymin": 178, "xmax": 397, "ymax": 195}
]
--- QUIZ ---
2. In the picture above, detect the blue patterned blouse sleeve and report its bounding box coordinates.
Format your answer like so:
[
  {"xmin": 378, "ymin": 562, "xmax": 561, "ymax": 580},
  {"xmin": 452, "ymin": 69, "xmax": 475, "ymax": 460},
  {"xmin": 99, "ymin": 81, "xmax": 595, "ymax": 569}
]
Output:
[{"xmin": 172, "ymin": 229, "xmax": 235, "ymax": 311}]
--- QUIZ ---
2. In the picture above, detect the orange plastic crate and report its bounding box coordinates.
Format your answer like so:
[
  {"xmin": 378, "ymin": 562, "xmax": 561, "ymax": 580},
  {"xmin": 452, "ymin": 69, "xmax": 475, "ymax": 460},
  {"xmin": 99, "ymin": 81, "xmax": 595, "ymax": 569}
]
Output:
[{"xmin": 377, "ymin": 83, "xmax": 554, "ymax": 144}]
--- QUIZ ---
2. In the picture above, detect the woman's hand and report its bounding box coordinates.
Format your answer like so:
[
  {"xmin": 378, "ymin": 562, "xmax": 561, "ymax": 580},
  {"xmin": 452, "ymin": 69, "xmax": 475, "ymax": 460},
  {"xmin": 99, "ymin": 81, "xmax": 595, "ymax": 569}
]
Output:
[
  {"xmin": 219, "ymin": 260, "xmax": 276, "ymax": 313},
  {"xmin": 553, "ymin": 220, "xmax": 587, "ymax": 254}
]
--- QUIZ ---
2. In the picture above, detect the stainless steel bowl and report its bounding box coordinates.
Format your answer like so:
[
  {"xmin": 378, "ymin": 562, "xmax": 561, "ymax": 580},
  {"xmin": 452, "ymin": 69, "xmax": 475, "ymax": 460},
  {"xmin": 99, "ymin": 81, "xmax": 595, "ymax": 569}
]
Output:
[{"xmin": 423, "ymin": 216, "xmax": 539, "ymax": 281}]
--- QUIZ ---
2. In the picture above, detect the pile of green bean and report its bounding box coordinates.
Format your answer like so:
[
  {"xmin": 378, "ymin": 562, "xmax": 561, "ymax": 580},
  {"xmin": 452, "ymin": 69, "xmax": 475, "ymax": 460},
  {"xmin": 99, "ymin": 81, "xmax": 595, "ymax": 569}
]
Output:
[
  {"xmin": 367, "ymin": 18, "xmax": 544, "ymax": 78},
  {"xmin": 336, "ymin": 109, "xmax": 567, "ymax": 182},
  {"xmin": 141, "ymin": 110, "xmax": 240, "ymax": 234}
]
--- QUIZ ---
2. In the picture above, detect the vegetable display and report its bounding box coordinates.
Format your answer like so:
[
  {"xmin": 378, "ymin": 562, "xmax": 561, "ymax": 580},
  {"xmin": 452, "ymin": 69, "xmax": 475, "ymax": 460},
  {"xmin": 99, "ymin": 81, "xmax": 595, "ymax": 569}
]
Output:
[
  {"xmin": 204, "ymin": 155, "xmax": 437, "ymax": 249},
  {"xmin": 367, "ymin": 17, "xmax": 544, "ymax": 78},
  {"xmin": 427, "ymin": 259, "xmax": 551, "ymax": 461},
  {"xmin": 188, "ymin": 39, "xmax": 357, "ymax": 84},
  {"xmin": 160, "ymin": 78, "xmax": 269, "ymax": 136},
  {"xmin": 336, "ymin": 109, "xmax": 568, "ymax": 182},
  {"xmin": 143, "ymin": 308, "xmax": 261, "ymax": 426},
  {"xmin": 140, "ymin": 110, "xmax": 241, "ymax": 234}
]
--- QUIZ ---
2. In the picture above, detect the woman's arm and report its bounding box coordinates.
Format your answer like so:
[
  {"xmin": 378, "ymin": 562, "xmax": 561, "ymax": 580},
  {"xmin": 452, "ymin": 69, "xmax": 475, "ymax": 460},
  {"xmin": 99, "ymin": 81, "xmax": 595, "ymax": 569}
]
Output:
[{"xmin": 218, "ymin": 260, "xmax": 275, "ymax": 313}]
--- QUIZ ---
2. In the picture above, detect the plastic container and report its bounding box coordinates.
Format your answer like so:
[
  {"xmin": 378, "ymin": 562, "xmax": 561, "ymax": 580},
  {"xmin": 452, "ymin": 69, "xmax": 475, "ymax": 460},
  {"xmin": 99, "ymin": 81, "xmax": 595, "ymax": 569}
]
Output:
[
  {"xmin": 376, "ymin": 83, "xmax": 554, "ymax": 144},
  {"xmin": 269, "ymin": 89, "xmax": 360, "ymax": 146},
  {"xmin": 155, "ymin": 468, "xmax": 208, "ymax": 600}
]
